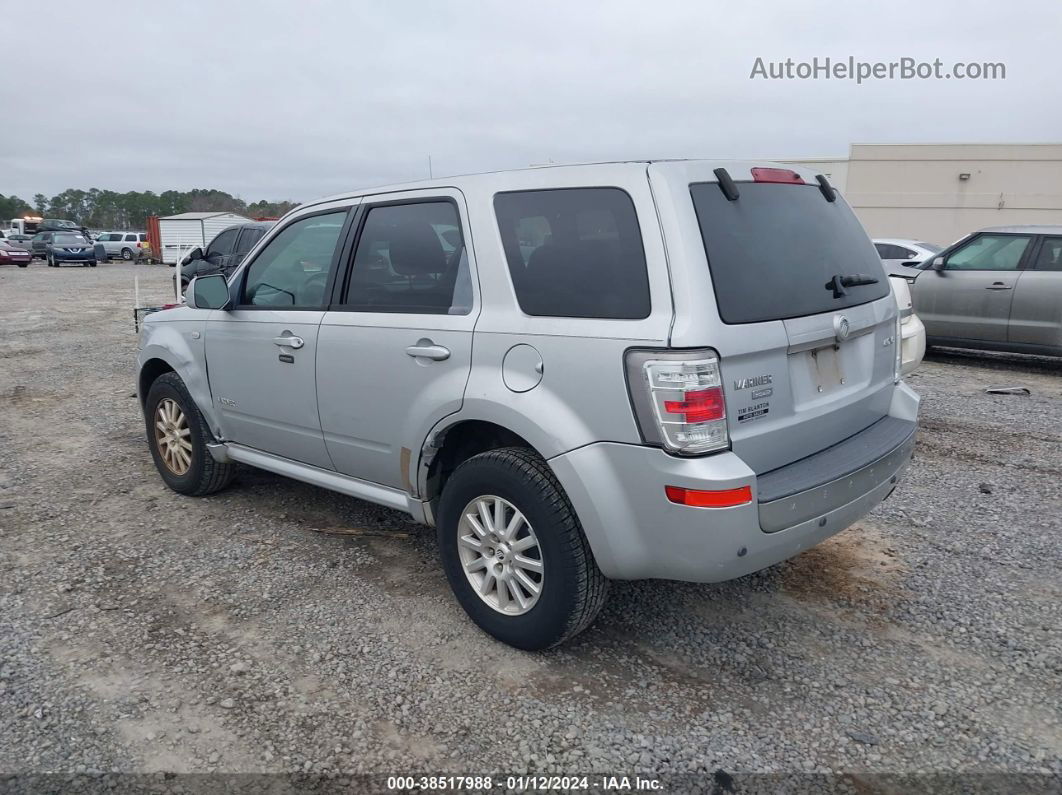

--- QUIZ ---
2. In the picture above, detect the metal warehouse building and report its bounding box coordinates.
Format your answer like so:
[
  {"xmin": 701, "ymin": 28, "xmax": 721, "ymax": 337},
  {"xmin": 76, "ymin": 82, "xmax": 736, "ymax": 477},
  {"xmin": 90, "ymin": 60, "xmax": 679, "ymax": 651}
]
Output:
[{"xmin": 784, "ymin": 143, "xmax": 1062, "ymax": 248}]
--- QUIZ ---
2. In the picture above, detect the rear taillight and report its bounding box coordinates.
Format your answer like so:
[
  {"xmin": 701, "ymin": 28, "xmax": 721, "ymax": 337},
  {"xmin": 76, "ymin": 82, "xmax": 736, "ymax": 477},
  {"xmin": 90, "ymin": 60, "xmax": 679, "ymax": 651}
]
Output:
[
  {"xmin": 625, "ymin": 350, "xmax": 730, "ymax": 455},
  {"xmin": 751, "ymin": 167, "xmax": 805, "ymax": 184}
]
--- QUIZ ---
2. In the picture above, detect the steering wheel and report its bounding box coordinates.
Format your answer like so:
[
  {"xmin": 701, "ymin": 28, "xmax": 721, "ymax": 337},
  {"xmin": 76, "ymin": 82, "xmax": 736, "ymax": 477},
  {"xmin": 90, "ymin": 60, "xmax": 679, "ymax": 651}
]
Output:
[{"xmin": 299, "ymin": 271, "xmax": 330, "ymax": 305}]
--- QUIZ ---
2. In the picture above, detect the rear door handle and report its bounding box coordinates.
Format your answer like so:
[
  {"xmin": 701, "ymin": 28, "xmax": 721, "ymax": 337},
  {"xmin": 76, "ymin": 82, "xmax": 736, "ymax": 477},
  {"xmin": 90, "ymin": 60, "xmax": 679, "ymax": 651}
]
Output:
[
  {"xmin": 985, "ymin": 282, "xmax": 1013, "ymax": 290},
  {"xmin": 405, "ymin": 342, "xmax": 450, "ymax": 361},
  {"xmin": 273, "ymin": 334, "xmax": 305, "ymax": 349}
]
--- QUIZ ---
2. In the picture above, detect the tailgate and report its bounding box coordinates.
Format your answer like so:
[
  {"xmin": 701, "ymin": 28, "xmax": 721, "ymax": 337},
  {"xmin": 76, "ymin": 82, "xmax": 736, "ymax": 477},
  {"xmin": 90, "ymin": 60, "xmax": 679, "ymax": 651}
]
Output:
[{"xmin": 720, "ymin": 296, "xmax": 897, "ymax": 473}]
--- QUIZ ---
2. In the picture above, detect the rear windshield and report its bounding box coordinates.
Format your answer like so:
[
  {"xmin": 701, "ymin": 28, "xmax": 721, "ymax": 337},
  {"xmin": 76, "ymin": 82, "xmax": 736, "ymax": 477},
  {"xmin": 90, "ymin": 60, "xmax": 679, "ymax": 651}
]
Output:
[{"xmin": 690, "ymin": 182, "xmax": 889, "ymax": 324}]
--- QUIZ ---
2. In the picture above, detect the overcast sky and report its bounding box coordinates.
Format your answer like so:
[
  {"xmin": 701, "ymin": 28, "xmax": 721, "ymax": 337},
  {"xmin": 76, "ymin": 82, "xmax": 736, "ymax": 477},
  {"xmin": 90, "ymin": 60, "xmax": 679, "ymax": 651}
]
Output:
[{"xmin": 2, "ymin": 0, "xmax": 1057, "ymax": 203}]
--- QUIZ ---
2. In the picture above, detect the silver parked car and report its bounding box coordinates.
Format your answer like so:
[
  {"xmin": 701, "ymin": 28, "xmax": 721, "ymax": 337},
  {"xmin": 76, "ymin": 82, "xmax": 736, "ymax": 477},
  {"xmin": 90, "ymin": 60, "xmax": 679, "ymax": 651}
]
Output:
[
  {"xmin": 136, "ymin": 161, "xmax": 919, "ymax": 649},
  {"xmin": 97, "ymin": 231, "xmax": 149, "ymax": 260},
  {"xmin": 910, "ymin": 225, "xmax": 1062, "ymax": 357},
  {"xmin": 873, "ymin": 238, "xmax": 942, "ymax": 277}
]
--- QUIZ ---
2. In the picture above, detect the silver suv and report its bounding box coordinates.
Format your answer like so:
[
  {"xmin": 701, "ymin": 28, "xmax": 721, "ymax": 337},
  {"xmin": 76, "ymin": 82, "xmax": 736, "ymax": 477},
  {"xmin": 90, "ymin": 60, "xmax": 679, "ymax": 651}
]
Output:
[
  {"xmin": 136, "ymin": 161, "xmax": 919, "ymax": 649},
  {"xmin": 97, "ymin": 231, "xmax": 148, "ymax": 260}
]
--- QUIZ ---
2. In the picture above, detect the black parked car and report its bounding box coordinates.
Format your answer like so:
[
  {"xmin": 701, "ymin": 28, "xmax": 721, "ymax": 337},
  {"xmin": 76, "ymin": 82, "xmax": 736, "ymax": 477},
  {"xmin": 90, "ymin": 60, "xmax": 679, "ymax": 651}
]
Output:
[
  {"xmin": 38, "ymin": 219, "xmax": 90, "ymax": 234},
  {"xmin": 175, "ymin": 221, "xmax": 273, "ymax": 293}
]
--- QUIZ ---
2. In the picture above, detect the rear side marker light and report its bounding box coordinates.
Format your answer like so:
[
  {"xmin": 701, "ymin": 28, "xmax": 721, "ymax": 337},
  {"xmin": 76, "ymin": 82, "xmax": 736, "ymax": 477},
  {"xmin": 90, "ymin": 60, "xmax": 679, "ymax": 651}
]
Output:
[
  {"xmin": 751, "ymin": 167, "xmax": 805, "ymax": 184},
  {"xmin": 665, "ymin": 485, "xmax": 752, "ymax": 508}
]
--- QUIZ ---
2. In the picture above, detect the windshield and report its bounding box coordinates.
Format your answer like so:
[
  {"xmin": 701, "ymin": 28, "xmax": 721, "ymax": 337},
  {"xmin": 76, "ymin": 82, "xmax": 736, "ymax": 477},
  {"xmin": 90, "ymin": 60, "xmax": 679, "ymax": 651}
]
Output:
[
  {"xmin": 690, "ymin": 182, "xmax": 889, "ymax": 324},
  {"xmin": 55, "ymin": 234, "xmax": 89, "ymax": 245}
]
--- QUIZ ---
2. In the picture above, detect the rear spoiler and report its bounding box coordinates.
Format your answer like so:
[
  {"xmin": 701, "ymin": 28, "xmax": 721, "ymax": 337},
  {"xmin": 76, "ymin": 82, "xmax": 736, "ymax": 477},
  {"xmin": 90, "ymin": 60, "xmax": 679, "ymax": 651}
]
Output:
[{"xmin": 712, "ymin": 168, "xmax": 837, "ymax": 203}]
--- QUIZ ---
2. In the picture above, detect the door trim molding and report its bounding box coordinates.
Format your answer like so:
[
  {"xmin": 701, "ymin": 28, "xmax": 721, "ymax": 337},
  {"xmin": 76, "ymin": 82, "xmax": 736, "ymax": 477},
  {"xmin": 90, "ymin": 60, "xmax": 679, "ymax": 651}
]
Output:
[{"xmin": 224, "ymin": 443, "xmax": 415, "ymax": 514}]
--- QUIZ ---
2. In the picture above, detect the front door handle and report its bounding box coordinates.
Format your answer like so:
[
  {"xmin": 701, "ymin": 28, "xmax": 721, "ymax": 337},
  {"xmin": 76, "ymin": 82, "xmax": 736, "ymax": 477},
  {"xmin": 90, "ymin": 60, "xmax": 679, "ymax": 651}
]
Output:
[
  {"xmin": 273, "ymin": 334, "xmax": 305, "ymax": 349},
  {"xmin": 985, "ymin": 282, "xmax": 1013, "ymax": 290},
  {"xmin": 405, "ymin": 342, "xmax": 450, "ymax": 361}
]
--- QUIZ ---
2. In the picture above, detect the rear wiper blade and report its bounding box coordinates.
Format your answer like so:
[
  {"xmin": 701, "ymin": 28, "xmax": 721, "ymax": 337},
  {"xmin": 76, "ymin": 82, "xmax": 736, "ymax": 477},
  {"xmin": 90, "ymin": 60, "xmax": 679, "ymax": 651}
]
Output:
[
  {"xmin": 841, "ymin": 273, "xmax": 879, "ymax": 287},
  {"xmin": 824, "ymin": 273, "xmax": 879, "ymax": 298}
]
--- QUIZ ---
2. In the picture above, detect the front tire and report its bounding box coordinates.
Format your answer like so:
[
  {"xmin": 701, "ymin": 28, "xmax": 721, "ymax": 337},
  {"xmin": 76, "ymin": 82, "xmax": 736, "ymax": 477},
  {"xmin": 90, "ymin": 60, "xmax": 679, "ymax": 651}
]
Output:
[
  {"xmin": 17, "ymin": 263, "xmax": 27, "ymax": 268},
  {"xmin": 144, "ymin": 372, "xmax": 236, "ymax": 496},
  {"xmin": 437, "ymin": 447, "xmax": 608, "ymax": 650}
]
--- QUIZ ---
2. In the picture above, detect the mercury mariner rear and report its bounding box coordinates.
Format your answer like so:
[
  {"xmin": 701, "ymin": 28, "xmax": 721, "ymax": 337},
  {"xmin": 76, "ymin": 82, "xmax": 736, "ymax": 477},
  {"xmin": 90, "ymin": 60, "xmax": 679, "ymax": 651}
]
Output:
[{"xmin": 551, "ymin": 161, "xmax": 919, "ymax": 583}]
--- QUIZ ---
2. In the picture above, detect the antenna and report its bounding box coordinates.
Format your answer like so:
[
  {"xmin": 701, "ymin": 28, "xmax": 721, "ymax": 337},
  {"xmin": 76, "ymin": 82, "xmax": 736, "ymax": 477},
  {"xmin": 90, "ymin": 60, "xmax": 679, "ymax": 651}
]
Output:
[{"xmin": 428, "ymin": 154, "xmax": 433, "ymax": 179}]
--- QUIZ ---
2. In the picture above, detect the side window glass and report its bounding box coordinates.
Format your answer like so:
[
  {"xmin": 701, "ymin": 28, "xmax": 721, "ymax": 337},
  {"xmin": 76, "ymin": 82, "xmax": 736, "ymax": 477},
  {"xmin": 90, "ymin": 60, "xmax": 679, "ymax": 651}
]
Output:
[
  {"xmin": 206, "ymin": 229, "xmax": 238, "ymax": 258},
  {"xmin": 343, "ymin": 201, "xmax": 471, "ymax": 315},
  {"xmin": 242, "ymin": 211, "xmax": 346, "ymax": 308},
  {"xmin": 946, "ymin": 234, "xmax": 1030, "ymax": 271},
  {"xmin": 125, "ymin": 234, "xmax": 137, "ymax": 242},
  {"xmin": 235, "ymin": 228, "xmax": 264, "ymax": 257},
  {"xmin": 494, "ymin": 188, "xmax": 651, "ymax": 319},
  {"xmin": 1033, "ymin": 237, "xmax": 1062, "ymax": 272}
]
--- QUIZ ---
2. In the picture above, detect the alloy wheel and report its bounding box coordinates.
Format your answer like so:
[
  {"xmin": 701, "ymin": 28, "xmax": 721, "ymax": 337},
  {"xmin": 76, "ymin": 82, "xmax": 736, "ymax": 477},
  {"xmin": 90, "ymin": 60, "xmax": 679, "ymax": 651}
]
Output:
[
  {"xmin": 154, "ymin": 398, "xmax": 192, "ymax": 475},
  {"xmin": 457, "ymin": 495, "xmax": 544, "ymax": 615}
]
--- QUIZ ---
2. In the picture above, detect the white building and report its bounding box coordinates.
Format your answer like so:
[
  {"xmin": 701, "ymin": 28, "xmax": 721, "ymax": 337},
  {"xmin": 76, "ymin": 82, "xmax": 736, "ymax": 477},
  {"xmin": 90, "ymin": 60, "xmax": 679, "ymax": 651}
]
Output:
[{"xmin": 783, "ymin": 143, "xmax": 1062, "ymax": 247}]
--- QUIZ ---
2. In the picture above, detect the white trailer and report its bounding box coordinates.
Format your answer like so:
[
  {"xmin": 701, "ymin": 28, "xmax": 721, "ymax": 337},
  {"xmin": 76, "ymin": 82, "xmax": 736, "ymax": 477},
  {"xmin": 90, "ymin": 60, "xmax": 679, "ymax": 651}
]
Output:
[{"xmin": 157, "ymin": 211, "xmax": 250, "ymax": 265}]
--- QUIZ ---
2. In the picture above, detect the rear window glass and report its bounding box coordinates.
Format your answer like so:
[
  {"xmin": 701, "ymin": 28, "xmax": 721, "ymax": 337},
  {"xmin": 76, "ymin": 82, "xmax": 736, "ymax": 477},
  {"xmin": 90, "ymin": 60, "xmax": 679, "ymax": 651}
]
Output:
[
  {"xmin": 494, "ymin": 188, "xmax": 650, "ymax": 319},
  {"xmin": 690, "ymin": 182, "xmax": 889, "ymax": 324}
]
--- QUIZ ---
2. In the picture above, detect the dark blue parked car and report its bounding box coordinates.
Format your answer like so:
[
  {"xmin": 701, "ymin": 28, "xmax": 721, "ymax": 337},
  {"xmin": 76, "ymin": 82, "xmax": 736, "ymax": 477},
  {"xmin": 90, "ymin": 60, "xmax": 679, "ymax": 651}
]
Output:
[{"xmin": 45, "ymin": 232, "xmax": 97, "ymax": 267}]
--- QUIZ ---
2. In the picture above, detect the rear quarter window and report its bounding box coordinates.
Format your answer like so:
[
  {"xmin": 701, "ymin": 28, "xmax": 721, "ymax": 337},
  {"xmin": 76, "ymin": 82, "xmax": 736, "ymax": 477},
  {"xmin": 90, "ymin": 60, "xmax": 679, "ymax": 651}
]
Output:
[
  {"xmin": 494, "ymin": 188, "xmax": 651, "ymax": 319},
  {"xmin": 691, "ymin": 182, "xmax": 889, "ymax": 324}
]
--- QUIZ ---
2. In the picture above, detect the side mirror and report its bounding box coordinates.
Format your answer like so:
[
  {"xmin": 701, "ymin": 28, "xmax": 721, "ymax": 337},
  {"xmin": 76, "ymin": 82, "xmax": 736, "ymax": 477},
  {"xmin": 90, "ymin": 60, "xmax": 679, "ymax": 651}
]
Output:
[
  {"xmin": 182, "ymin": 246, "xmax": 204, "ymax": 264},
  {"xmin": 186, "ymin": 274, "xmax": 230, "ymax": 310},
  {"xmin": 931, "ymin": 256, "xmax": 946, "ymax": 272}
]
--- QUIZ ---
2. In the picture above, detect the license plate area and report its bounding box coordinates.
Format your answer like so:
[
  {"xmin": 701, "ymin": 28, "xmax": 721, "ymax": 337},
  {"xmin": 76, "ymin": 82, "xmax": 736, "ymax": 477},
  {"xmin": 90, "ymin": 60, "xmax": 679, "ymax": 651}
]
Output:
[{"xmin": 788, "ymin": 337, "xmax": 873, "ymax": 410}]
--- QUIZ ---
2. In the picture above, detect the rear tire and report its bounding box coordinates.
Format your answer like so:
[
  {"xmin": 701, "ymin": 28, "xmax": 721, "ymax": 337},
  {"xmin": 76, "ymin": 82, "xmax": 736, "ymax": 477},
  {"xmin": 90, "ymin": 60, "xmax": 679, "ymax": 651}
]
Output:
[
  {"xmin": 121, "ymin": 248, "xmax": 133, "ymax": 260},
  {"xmin": 144, "ymin": 372, "xmax": 236, "ymax": 496},
  {"xmin": 437, "ymin": 447, "xmax": 608, "ymax": 650},
  {"xmin": 89, "ymin": 261, "xmax": 97, "ymax": 267},
  {"xmin": 17, "ymin": 263, "xmax": 27, "ymax": 268}
]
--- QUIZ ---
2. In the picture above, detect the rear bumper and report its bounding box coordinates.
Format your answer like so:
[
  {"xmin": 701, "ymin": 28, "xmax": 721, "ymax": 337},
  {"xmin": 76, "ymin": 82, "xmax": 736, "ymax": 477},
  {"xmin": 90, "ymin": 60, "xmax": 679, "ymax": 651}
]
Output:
[{"xmin": 549, "ymin": 382, "xmax": 919, "ymax": 582}]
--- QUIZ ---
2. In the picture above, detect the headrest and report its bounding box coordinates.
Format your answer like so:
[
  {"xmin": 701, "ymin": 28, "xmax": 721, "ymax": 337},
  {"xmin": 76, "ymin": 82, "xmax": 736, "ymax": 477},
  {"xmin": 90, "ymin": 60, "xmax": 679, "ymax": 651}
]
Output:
[{"xmin": 388, "ymin": 223, "xmax": 447, "ymax": 276}]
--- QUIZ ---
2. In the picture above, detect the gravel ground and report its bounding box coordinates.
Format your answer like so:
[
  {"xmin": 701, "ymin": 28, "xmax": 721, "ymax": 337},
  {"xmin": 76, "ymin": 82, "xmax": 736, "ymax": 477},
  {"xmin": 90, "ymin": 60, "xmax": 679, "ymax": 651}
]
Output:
[{"xmin": 0, "ymin": 261, "xmax": 1059, "ymax": 789}]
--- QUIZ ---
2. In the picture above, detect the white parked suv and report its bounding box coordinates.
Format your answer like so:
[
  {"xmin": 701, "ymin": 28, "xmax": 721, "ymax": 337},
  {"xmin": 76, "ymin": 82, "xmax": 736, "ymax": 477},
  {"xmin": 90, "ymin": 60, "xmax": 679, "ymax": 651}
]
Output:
[
  {"xmin": 136, "ymin": 161, "xmax": 920, "ymax": 649},
  {"xmin": 97, "ymin": 231, "xmax": 149, "ymax": 260}
]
